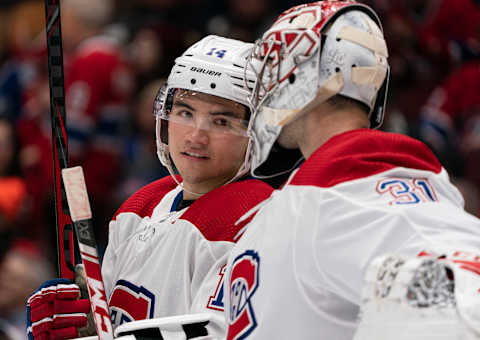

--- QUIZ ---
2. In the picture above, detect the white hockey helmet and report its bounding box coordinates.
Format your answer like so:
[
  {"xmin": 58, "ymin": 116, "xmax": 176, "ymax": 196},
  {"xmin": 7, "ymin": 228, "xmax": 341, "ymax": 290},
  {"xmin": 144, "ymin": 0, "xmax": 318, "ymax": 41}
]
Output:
[
  {"xmin": 153, "ymin": 35, "xmax": 258, "ymax": 186},
  {"xmin": 246, "ymin": 1, "xmax": 390, "ymax": 175}
]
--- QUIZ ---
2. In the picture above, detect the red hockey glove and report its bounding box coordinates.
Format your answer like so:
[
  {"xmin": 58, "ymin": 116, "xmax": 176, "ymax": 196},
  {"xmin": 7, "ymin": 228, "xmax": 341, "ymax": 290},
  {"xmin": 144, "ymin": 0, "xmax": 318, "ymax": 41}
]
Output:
[{"xmin": 26, "ymin": 278, "xmax": 91, "ymax": 340}]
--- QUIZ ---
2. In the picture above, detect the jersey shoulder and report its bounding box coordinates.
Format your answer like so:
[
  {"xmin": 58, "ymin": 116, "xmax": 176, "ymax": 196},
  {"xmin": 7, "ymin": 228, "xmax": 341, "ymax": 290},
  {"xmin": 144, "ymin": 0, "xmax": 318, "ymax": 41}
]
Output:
[
  {"xmin": 180, "ymin": 179, "xmax": 274, "ymax": 242},
  {"xmin": 112, "ymin": 175, "xmax": 180, "ymax": 220},
  {"xmin": 290, "ymin": 129, "xmax": 442, "ymax": 187}
]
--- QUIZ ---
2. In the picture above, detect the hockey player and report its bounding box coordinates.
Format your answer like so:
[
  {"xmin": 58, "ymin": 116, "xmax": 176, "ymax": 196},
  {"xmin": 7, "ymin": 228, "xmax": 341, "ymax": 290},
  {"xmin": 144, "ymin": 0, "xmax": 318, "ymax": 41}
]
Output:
[
  {"xmin": 26, "ymin": 35, "xmax": 274, "ymax": 340},
  {"xmin": 223, "ymin": 2, "xmax": 480, "ymax": 340}
]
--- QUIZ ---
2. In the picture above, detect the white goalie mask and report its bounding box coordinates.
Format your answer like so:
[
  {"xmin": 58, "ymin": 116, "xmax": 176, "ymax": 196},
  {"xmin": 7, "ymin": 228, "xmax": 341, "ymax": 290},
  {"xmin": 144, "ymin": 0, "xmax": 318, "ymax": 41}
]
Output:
[
  {"xmin": 247, "ymin": 1, "xmax": 390, "ymax": 175},
  {"xmin": 153, "ymin": 35, "xmax": 259, "ymax": 189}
]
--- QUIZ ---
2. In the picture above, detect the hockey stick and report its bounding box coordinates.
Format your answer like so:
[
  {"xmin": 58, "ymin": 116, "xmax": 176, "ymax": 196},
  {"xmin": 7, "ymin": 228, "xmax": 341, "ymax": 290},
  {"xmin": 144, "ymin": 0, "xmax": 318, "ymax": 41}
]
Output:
[
  {"xmin": 62, "ymin": 166, "xmax": 114, "ymax": 340},
  {"xmin": 44, "ymin": 0, "xmax": 77, "ymax": 279}
]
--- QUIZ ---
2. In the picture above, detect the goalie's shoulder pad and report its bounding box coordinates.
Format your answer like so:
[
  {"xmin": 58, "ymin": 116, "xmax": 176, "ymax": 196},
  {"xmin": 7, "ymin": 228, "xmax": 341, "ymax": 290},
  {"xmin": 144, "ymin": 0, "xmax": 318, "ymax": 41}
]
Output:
[
  {"xmin": 113, "ymin": 175, "xmax": 181, "ymax": 220},
  {"xmin": 180, "ymin": 179, "xmax": 274, "ymax": 242}
]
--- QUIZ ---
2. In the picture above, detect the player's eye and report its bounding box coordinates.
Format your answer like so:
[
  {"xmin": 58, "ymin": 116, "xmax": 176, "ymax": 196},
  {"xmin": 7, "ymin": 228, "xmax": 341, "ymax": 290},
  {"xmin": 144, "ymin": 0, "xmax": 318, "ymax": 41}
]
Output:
[
  {"xmin": 213, "ymin": 117, "xmax": 231, "ymax": 127},
  {"xmin": 173, "ymin": 110, "xmax": 193, "ymax": 119}
]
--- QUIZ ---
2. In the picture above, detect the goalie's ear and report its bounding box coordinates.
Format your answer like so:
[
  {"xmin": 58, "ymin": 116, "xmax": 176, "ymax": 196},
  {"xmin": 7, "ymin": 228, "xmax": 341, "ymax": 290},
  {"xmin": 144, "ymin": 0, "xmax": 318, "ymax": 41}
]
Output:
[{"xmin": 114, "ymin": 313, "xmax": 215, "ymax": 340}]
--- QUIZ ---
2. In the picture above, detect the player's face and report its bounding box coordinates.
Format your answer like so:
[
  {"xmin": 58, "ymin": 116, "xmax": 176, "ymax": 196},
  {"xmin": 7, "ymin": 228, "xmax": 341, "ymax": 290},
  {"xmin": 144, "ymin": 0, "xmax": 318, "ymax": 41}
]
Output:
[{"xmin": 168, "ymin": 90, "xmax": 249, "ymax": 197}]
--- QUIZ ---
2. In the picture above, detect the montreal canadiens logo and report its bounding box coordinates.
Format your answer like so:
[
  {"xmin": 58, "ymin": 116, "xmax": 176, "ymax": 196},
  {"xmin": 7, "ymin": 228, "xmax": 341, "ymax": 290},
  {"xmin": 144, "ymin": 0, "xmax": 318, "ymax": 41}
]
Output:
[
  {"xmin": 109, "ymin": 280, "xmax": 155, "ymax": 327},
  {"xmin": 227, "ymin": 250, "xmax": 260, "ymax": 340}
]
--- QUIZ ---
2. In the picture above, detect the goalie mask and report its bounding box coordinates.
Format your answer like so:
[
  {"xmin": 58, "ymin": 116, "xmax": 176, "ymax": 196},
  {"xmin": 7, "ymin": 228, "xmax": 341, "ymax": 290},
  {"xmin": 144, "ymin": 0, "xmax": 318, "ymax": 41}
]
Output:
[
  {"xmin": 247, "ymin": 1, "xmax": 390, "ymax": 175},
  {"xmin": 153, "ymin": 35, "xmax": 259, "ymax": 192}
]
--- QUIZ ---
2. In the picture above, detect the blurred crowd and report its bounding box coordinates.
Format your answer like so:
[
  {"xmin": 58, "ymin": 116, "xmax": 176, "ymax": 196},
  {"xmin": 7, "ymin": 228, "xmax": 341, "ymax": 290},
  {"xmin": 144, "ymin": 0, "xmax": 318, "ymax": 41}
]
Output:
[{"xmin": 0, "ymin": 0, "xmax": 478, "ymax": 338}]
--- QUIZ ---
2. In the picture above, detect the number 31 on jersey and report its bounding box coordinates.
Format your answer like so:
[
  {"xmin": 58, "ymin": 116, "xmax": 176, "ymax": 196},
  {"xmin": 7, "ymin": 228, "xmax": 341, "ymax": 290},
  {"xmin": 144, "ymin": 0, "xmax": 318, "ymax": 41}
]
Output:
[{"xmin": 376, "ymin": 178, "xmax": 438, "ymax": 205}]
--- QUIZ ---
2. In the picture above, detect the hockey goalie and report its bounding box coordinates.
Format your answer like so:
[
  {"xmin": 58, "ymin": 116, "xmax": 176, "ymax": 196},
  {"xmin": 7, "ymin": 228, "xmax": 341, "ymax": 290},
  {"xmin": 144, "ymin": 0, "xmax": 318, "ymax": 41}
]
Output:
[{"xmin": 354, "ymin": 251, "xmax": 480, "ymax": 340}]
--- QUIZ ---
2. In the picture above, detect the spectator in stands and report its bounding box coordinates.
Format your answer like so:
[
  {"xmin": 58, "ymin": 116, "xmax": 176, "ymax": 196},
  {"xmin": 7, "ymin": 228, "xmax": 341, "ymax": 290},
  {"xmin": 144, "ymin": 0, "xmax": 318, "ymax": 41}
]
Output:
[
  {"xmin": 61, "ymin": 0, "xmax": 135, "ymax": 246},
  {"xmin": 205, "ymin": 0, "xmax": 274, "ymax": 42},
  {"xmin": 0, "ymin": 240, "xmax": 54, "ymax": 340},
  {"xmin": 117, "ymin": 78, "xmax": 169, "ymax": 203},
  {"xmin": 0, "ymin": 118, "xmax": 29, "ymax": 253}
]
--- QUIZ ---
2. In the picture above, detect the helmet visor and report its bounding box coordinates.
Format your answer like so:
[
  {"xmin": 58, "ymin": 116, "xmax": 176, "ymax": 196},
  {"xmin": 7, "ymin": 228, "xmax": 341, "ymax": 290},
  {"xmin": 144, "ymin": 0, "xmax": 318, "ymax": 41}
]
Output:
[{"xmin": 155, "ymin": 87, "xmax": 249, "ymax": 138}]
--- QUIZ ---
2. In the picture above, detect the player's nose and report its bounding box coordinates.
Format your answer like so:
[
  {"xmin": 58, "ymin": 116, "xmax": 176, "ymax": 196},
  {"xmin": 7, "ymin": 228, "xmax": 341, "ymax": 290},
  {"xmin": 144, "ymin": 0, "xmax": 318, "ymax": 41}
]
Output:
[{"xmin": 186, "ymin": 124, "xmax": 209, "ymax": 145}]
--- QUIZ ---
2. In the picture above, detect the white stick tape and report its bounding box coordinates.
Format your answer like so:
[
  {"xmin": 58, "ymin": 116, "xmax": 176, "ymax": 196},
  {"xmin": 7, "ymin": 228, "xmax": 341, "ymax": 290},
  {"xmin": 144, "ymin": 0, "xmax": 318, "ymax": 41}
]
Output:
[{"xmin": 62, "ymin": 166, "xmax": 92, "ymax": 222}]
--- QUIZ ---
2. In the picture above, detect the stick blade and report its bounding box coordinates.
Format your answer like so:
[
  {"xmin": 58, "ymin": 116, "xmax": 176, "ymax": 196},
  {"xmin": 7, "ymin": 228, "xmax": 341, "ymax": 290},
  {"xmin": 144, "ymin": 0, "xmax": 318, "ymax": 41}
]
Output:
[{"xmin": 62, "ymin": 166, "xmax": 92, "ymax": 222}]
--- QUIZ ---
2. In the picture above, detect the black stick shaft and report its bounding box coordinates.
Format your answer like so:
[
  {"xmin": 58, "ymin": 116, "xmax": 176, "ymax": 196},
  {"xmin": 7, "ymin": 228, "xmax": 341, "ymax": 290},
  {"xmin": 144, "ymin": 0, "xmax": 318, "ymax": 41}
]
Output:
[{"xmin": 44, "ymin": 0, "xmax": 76, "ymax": 279}]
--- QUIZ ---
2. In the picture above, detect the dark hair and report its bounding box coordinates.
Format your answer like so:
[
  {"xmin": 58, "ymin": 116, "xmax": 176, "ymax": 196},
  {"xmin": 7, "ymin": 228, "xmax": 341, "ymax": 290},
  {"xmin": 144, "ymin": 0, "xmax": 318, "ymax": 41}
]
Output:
[
  {"xmin": 326, "ymin": 95, "xmax": 370, "ymax": 115},
  {"xmin": 242, "ymin": 105, "xmax": 251, "ymax": 126}
]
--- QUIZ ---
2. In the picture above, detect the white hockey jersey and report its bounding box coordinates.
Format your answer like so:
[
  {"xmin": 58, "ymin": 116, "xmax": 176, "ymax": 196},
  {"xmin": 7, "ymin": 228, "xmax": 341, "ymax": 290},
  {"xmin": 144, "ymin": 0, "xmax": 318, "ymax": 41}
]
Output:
[
  {"xmin": 224, "ymin": 129, "xmax": 480, "ymax": 340},
  {"xmin": 101, "ymin": 175, "xmax": 273, "ymax": 338}
]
